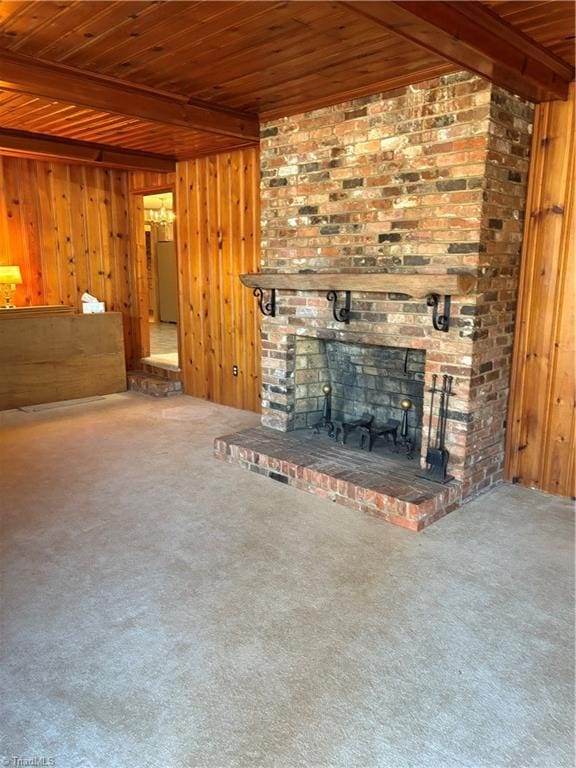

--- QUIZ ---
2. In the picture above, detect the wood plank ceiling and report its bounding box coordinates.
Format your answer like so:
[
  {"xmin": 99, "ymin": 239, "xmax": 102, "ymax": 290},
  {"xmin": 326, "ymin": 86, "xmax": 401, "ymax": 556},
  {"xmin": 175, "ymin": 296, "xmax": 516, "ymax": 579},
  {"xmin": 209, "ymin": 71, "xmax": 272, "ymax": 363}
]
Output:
[{"xmin": 0, "ymin": 1, "xmax": 573, "ymax": 166}]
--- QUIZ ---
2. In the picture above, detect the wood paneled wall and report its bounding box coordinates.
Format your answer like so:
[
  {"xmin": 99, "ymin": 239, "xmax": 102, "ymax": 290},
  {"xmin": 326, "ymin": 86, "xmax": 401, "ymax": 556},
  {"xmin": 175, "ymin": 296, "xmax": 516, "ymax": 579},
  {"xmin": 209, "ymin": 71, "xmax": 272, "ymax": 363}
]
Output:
[
  {"xmin": 0, "ymin": 155, "xmax": 260, "ymax": 408},
  {"xmin": 175, "ymin": 148, "xmax": 260, "ymax": 412},
  {"xmin": 129, "ymin": 171, "xmax": 175, "ymax": 194},
  {"xmin": 0, "ymin": 156, "xmax": 141, "ymax": 364},
  {"xmin": 505, "ymin": 85, "xmax": 575, "ymax": 498}
]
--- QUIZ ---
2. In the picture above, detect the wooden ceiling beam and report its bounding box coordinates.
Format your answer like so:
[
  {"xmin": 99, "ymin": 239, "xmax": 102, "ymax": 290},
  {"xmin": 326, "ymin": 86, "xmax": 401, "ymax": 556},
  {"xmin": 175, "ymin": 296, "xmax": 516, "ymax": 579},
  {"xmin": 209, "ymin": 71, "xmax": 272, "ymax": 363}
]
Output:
[
  {"xmin": 0, "ymin": 50, "xmax": 260, "ymax": 141},
  {"xmin": 341, "ymin": 1, "xmax": 574, "ymax": 102},
  {"xmin": 0, "ymin": 128, "xmax": 176, "ymax": 172}
]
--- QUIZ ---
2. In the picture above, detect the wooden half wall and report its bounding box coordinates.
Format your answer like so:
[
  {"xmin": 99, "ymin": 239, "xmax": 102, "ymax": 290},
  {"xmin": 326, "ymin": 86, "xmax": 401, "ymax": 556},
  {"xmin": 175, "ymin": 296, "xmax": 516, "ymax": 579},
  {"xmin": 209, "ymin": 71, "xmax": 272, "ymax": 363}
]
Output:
[
  {"xmin": 175, "ymin": 148, "xmax": 261, "ymax": 412},
  {"xmin": 505, "ymin": 85, "xmax": 575, "ymax": 498},
  {"xmin": 0, "ymin": 155, "xmax": 140, "ymax": 364}
]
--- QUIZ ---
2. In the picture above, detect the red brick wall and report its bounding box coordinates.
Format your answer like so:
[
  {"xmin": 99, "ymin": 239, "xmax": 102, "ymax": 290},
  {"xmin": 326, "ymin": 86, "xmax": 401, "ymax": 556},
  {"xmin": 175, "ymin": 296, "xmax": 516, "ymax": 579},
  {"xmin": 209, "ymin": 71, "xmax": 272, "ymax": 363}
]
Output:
[{"xmin": 258, "ymin": 72, "xmax": 532, "ymax": 498}]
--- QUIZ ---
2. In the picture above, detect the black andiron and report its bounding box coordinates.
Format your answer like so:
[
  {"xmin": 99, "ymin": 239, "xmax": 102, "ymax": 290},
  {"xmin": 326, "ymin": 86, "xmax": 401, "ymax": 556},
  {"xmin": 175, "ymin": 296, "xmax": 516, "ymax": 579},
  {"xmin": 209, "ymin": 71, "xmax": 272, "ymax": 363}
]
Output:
[
  {"xmin": 358, "ymin": 417, "xmax": 399, "ymax": 452},
  {"xmin": 396, "ymin": 398, "xmax": 414, "ymax": 459},
  {"xmin": 356, "ymin": 399, "xmax": 413, "ymax": 457},
  {"xmin": 312, "ymin": 383, "xmax": 335, "ymax": 437},
  {"xmin": 312, "ymin": 388, "xmax": 416, "ymax": 462},
  {"xmin": 339, "ymin": 413, "xmax": 374, "ymax": 446},
  {"xmin": 417, "ymin": 373, "xmax": 454, "ymax": 484}
]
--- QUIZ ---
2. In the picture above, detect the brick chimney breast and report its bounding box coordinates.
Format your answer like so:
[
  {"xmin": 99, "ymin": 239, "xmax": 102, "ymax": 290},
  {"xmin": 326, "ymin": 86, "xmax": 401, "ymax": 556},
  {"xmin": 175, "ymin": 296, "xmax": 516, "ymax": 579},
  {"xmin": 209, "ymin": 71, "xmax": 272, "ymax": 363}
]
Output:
[{"xmin": 258, "ymin": 72, "xmax": 533, "ymax": 500}]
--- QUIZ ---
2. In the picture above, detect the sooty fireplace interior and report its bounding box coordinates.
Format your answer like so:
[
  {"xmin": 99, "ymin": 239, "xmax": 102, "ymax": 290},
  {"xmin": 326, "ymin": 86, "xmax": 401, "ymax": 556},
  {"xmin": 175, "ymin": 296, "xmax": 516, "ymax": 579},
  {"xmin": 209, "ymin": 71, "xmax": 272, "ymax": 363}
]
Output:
[{"xmin": 294, "ymin": 338, "xmax": 425, "ymax": 454}]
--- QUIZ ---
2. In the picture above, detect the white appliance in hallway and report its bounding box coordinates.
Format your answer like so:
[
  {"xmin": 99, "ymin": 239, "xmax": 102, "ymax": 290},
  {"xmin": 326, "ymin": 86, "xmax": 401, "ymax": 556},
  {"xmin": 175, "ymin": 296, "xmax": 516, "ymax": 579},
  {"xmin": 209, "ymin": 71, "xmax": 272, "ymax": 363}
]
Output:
[{"xmin": 156, "ymin": 240, "xmax": 178, "ymax": 323}]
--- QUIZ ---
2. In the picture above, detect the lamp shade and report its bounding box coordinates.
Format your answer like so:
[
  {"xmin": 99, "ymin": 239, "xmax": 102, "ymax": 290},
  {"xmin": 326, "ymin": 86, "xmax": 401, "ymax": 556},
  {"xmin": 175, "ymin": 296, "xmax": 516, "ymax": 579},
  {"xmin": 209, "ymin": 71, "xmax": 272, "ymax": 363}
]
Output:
[{"xmin": 0, "ymin": 265, "xmax": 23, "ymax": 285}]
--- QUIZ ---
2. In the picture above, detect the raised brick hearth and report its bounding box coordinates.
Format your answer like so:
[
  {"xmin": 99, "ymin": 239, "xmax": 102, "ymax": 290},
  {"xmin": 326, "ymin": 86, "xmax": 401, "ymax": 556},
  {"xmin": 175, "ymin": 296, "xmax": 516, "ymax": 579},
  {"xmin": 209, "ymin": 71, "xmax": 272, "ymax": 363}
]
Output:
[
  {"xmin": 215, "ymin": 428, "xmax": 461, "ymax": 531},
  {"xmin": 216, "ymin": 71, "xmax": 533, "ymax": 529}
]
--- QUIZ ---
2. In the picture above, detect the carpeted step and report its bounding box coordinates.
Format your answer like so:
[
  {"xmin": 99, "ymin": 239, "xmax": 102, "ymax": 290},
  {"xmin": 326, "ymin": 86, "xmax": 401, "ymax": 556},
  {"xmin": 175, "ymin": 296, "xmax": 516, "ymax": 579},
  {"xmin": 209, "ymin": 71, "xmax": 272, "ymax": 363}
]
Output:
[{"xmin": 127, "ymin": 370, "xmax": 183, "ymax": 398}]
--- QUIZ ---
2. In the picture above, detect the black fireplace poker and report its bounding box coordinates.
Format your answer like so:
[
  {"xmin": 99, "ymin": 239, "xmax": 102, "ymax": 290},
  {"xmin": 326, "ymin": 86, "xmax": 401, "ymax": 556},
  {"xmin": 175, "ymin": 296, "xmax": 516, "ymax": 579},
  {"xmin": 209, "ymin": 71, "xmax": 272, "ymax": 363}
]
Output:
[{"xmin": 418, "ymin": 373, "xmax": 454, "ymax": 484}]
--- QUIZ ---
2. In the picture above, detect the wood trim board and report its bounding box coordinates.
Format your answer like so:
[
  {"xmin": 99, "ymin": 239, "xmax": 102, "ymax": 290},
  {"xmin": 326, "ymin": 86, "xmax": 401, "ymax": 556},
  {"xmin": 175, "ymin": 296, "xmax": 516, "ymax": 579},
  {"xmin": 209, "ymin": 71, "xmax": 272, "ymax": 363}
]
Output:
[{"xmin": 0, "ymin": 305, "xmax": 74, "ymax": 318}]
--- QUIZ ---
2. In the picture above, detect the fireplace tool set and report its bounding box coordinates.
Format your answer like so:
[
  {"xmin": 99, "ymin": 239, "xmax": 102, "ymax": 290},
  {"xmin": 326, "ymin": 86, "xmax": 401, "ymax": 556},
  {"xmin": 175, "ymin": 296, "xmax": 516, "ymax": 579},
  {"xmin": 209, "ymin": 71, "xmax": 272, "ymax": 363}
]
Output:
[
  {"xmin": 313, "ymin": 374, "xmax": 455, "ymax": 483},
  {"xmin": 417, "ymin": 373, "xmax": 454, "ymax": 484}
]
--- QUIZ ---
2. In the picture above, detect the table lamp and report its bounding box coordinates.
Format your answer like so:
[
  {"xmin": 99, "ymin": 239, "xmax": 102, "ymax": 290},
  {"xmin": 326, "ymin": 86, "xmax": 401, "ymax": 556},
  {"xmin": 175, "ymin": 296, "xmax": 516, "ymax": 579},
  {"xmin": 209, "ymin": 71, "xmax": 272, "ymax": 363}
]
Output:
[{"xmin": 0, "ymin": 265, "xmax": 23, "ymax": 308}]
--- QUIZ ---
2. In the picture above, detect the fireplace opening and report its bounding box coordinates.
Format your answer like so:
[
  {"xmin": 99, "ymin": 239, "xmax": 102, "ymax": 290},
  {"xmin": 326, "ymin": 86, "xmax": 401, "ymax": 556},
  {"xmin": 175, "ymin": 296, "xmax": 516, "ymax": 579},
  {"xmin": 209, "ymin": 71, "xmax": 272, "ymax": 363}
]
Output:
[{"xmin": 294, "ymin": 338, "xmax": 425, "ymax": 454}]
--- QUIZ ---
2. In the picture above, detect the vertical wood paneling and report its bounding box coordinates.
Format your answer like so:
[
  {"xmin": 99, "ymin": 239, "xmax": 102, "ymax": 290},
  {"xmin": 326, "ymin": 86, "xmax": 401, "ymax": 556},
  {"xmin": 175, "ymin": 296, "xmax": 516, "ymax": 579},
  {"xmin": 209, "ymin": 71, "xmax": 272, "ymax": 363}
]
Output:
[
  {"xmin": 207, "ymin": 156, "xmax": 220, "ymax": 404},
  {"xmin": 128, "ymin": 171, "xmax": 176, "ymax": 194},
  {"xmin": 241, "ymin": 145, "xmax": 261, "ymax": 412},
  {"xmin": 221, "ymin": 153, "xmax": 235, "ymax": 408},
  {"xmin": 505, "ymin": 85, "xmax": 575, "ymax": 498},
  {"xmin": 0, "ymin": 155, "xmax": 136, "ymax": 364},
  {"xmin": 126, "ymin": 188, "xmax": 148, "ymax": 361},
  {"xmin": 175, "ymin": 147, "xmax": 260, "ymax": 412}
]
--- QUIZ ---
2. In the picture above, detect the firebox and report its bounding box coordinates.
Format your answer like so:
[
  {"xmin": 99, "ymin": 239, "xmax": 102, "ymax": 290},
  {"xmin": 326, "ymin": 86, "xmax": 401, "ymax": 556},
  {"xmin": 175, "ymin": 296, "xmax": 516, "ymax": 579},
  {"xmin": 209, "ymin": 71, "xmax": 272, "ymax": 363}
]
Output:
[{"xmin": 294, "ymin": 338, "xmax": 425, "ymax": 450}]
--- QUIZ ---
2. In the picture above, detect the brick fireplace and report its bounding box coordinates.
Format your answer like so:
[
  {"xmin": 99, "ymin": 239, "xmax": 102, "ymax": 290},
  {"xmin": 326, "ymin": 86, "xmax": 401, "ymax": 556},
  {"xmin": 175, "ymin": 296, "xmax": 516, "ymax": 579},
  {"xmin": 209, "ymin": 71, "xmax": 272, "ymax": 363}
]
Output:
[{"xmin": 216, "ymin": 72, "xmax": 533, "ymax": 530}]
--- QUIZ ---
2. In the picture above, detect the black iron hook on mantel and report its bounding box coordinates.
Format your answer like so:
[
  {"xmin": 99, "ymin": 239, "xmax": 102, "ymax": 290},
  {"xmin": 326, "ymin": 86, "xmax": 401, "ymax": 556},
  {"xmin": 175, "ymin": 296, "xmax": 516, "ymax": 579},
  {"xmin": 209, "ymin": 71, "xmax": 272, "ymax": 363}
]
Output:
[
  {"xmin": 250, "ymin": 281, "xmax": 453, "ymax": 331},
  {"xmin": 253, "ymin": 287, "xmax": 276, "ymax": 317},
  {"xmin": 426, "ymin": 293, "xmax": 451, "ymax": 332},
  {"xmin": 327, "ymin": 290, "xmax": 351, "ymax": 324}
]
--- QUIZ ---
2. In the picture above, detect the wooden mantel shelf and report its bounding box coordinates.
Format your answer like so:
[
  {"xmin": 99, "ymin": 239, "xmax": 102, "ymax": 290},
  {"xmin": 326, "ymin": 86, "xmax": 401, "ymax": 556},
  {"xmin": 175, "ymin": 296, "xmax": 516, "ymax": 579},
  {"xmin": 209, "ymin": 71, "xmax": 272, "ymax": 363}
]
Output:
[{"xmin": 240, "ymin": 272, "xmax": 475, "ymax": 298}]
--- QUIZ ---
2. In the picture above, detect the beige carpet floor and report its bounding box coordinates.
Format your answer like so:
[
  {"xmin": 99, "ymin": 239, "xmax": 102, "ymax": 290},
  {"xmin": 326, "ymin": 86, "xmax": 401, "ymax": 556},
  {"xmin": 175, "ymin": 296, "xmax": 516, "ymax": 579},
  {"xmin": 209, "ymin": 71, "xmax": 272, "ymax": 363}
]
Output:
[{"xmin": 0, "ymin": 393, "xmax": 574, "ymax": 768}]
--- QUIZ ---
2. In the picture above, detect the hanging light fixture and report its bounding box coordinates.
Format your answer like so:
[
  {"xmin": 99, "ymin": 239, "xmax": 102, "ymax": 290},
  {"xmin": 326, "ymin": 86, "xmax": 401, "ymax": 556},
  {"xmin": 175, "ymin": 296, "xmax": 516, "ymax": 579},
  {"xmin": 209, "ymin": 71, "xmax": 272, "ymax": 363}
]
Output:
[{"xmin": 144, "ymin": 195, "xmax": 175, "ymax": 226}]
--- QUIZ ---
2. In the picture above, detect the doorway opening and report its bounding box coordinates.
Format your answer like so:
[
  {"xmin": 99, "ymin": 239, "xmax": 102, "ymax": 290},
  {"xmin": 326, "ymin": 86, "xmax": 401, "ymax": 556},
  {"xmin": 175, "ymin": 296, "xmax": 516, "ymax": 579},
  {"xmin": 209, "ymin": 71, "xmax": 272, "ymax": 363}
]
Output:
[{"xmin": 142, "ymin": 192, "xmax": 179, "ymax": 370}]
